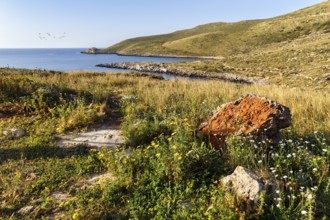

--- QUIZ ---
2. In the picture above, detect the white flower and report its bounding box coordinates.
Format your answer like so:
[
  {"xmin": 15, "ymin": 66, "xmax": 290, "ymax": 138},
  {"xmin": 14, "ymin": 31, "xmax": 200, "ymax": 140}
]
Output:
[
  {"xmin": 258, "ymin": 160, "xmax": 262, "ymax": 164},
  {"xmin": 313, "ymin": 168, "xmax": 318, "ymax": 172},
  {"xmin": 301, "ymin": 210, "xmax": 307, "ymax": 215},
  {"xmin": 287, "ymin": 154, "xmax": 292, "ymax": 158},
  {"xmin": 288, "ymin": 139, "xmax": 293, "ymax": 143},
  {"xmin": 322, "ymin": 149, "xmax": 327, "ymax": 152},
  {"xmin": 277, "ymin": 198, "xmax": 282, "ymax": 201},
  {"xmin": 290, "ymin": 170, "xmax": 293, "ymax": 174},
  {"xmin": 276, "ymin": 190, "xmax": 280, "ymax": 194},
  {"xmin": 283, "ymin": 175, "xmax": 288, "ymax": 179},
  {"xmin": 307, "ymin": 194, "xmax": 313, "ymax": 200}
]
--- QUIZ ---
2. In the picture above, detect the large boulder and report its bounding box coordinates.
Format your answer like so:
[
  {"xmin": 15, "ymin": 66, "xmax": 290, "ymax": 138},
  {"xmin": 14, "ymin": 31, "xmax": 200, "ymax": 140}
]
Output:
[
  {"xmin": 200, "ymin": 94, "xmax": 291, "ymax": 147},
  {"xmin": 222, "ymin": 166, "xmax": 264, "ymax": 202}
]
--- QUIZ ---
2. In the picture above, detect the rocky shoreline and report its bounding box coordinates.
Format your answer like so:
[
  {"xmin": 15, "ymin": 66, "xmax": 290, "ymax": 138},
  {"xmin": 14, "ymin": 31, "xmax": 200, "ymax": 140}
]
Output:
[
  {"xmin": 96, "ymin": 62, "xmax": 258, "ymax": 84},
  {"xmin": 81, "ymin": 47, "xmax": 221, "ymax": 60}
]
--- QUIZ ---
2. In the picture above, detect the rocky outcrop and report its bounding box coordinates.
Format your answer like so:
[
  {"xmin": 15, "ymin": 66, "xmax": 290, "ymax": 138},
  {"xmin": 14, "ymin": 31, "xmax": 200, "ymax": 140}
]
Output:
[
  {"xmin": 3, "ymin": 128, "xmax": 26, "ymax": 139},
  {"xmin": 200, "ymin": 94, "xmax": 291, "ymax": 147},
  {"xmin": 222, "ymin": 166, "xmax": 264, "ymax": 202},
  {"xmin": 81, "ymin": 47, "xmax": 102, "ymax": 54},
  {"xmin": 96, "ymin": 62, "xmax": 258, "ymax": 84}
]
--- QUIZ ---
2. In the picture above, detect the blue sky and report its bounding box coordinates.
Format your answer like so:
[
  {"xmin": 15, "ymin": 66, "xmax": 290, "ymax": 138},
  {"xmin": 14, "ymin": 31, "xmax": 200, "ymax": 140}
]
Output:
[{"xmin": 0, "ymin": 0, "xmax": 325, "ymax": 48}]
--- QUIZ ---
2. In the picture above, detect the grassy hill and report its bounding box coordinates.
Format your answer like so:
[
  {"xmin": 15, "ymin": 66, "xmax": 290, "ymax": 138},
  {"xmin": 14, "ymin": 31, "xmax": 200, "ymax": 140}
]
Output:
[
  {"xmin": 104, "ymin": 1, "xmax": 330, "ymax": 57},
  {"xmin": 103, "ymin": 1, "xmax": 330, "ymax": 88}
]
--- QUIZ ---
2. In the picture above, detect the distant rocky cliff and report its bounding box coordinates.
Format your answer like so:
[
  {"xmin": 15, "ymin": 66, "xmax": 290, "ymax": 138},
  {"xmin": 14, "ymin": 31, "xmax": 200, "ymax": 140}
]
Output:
[{"xmin": 81, "ymin": 47, "xmax": 103, "ymax": 54}]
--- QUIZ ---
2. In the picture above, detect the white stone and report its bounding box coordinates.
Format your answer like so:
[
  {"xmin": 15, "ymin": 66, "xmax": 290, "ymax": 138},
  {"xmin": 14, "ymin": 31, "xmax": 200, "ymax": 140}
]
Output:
[{"xmin": 222, "ymin": 166, "xmax": 264, "ymax": 201}]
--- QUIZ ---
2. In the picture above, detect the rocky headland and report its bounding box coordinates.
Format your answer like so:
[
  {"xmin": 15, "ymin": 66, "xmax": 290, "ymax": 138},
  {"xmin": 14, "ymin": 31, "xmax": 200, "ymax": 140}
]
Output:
[
  {"xmin": 81, "ymin": 47, "xmax": 103, "ymax": 54},
  {"xmin": 96, "ymin": 62, "xmax": 259, "ymax": 84}
]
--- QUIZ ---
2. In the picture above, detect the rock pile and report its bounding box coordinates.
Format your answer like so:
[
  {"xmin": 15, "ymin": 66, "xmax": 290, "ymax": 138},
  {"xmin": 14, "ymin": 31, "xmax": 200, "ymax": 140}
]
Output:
[{"xmin": 200, "ymin": 94, "xmax": 291, "ymax": 147}]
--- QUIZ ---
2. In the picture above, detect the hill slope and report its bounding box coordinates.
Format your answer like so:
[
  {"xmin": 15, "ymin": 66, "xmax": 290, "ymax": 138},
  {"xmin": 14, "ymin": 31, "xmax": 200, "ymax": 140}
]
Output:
[
  {"xmin": 101, "ymin": 1, "xmax": 330, "ymax": 89},
  {"xmin": 104, "ymin": 1, "xmax": 330, "ymax": 58}
]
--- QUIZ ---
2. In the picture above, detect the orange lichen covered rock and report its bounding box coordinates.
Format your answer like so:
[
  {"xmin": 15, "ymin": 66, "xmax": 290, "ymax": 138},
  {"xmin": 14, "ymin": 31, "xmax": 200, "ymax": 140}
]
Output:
[{"xmin": 200, "ymin": 94, "xmax": 291, "ymax": 147}]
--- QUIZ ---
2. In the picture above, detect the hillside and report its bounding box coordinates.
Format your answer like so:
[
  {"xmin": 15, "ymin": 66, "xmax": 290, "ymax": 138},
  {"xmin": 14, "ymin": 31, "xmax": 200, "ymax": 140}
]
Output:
[
  {"xmin": 104, "ymin": 1, "xmax": 330, "ymax": 57},
  {"xmin": 102, "ymin": 1, "xmax": 330, "ymax": 88}
]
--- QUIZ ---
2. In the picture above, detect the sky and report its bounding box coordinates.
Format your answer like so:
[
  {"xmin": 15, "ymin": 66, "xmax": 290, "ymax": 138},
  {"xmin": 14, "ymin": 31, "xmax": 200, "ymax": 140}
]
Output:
[{"xmin": 0, "ymin": 0, "xmax": 325, "ymax": 48}]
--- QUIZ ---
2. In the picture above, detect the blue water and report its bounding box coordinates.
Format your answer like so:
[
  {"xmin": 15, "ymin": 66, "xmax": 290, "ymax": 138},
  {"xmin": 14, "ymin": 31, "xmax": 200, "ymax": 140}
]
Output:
[{"xmin": 0, "ymin": 48, "xmax": 196, "ymax": 72}]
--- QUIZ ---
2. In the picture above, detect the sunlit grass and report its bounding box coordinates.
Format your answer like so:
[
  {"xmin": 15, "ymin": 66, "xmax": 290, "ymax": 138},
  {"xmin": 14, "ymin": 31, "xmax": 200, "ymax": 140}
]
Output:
[{"xmin": 0, "ymin": 68, "xmax": 329, "ymax": 219}]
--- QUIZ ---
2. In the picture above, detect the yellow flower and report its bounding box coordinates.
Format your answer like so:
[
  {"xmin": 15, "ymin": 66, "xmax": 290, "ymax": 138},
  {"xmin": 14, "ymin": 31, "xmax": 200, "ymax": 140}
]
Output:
[
  {"xmin": 167, "ymin": 137, "xmax": 172, "ymax": 141},
  {"xmin": 174, "ymin": 153, "xmax": 182, "ymax": 160},
  {"xmin": 151, "ymin": 141, "xmax": 156, "ymax": 146},
  {"xmin": 72, "ymin": 212, "xmax": 79, "ymax": 220},
  {"xmin": 44, "ymin": 187, "xmax": 50, "ymax": 194},
  {"xmin": 172, "ymin": 145, "xmax": 177, "ymax": 150},
  {"xmin": 156, "ymin": 153, "xmax": 161, "ymax": 158},
  {"xmin": 154, "ymin": 144, "xmax": 159, "ymax": 148},
  {"xmin": 15, "ymin": 171, "xmax": 22, "ymax": 178},
  {"xmin": 171, "ymin": 132, "xmax": 177, "ymax": 136}
]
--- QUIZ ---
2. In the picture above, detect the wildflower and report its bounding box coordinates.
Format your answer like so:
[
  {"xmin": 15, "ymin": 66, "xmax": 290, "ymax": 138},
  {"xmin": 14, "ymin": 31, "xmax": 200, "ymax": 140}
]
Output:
[
  {"xmin": 275, "ymin": 190, "xmax": 280, "ymax": 194},
  {"xmin": 171, "ymin": 132, "xmax": 177, "ymax": 136},
  {"xmin": 290, "ymin": 170, "xmax": 293, "ymax": 174},
  {"xmin": 249, "ymin": 140, "xmax": 255, "ymax": 143},
  {"xmin": 172, "ymin": 145, "xmax": 177, "ymax": 150},
  {"xmin": 322, "ymin": 149, "xmax": 327, "ymax": 152},
  {"xmin": 312, "ymin": 168, "xmax": 318, "ymax": 172},
  {"xmin": 288, "ymin": 139, "xmax": 293, "ymax": 143},
  {"xmin": 151, "ymin": 141, "xmax": 156, "ymax": 146},
  {"xmin": 156, "ymin": 153, "xmax": 161, "ymax": 158},
  {"xmin": 44, "ymin": 187, "xmax": 50, "ymax": 194},
  {"xmin": 167, "ymin": 137, "xmax": 172, "ymax": 141},
  {"xmin": 270, "ymin": 167, "xmax": 274, "ymax": 170},
  {"xmin": 287, "ymin": 154, "xmax": 292, "ymax": 158},
  {"xmin": 307, "ymin": 194, "xmax": 313, "ymax": 200},
  {"xmin": 272, "ymin": 169, "xmax": 276, "ymax": 173},
  {"xmin": 283, "ymin": 175, "xmax": 288, "ymax": 179},
  {"xmin": 277, "ymin": 198, "xmax": 282, "ymax": 201},
  {"xmin": 276, "ymin": 204, "xmax": 281, "ymax": 208},
  {"xmin": 301, "ymin": 210, "xmax": 307, "ymax": 215},
  {"xmin": 15, "ymin": 171, "xmax": 22, "ymax": 178},
  {"xmin": 258, "ymin": 160, "xmax": 262, "ymax": 164},
  {"xmin": 154, "ymin": 144, "xmax": 159, "ymax": 148}
]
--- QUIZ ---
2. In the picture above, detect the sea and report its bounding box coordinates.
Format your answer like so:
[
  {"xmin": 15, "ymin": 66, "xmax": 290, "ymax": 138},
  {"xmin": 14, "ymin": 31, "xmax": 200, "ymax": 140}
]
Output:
[{"xmin": 0, "ymin": 48, "xmax": 196, "ymax": 75}]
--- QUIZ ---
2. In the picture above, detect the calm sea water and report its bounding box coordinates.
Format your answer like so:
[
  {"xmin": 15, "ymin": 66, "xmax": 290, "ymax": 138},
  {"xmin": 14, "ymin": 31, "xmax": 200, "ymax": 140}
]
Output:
[{"xmin": 0, "ymin": 48, "xmax": 196, "ymax": 72}]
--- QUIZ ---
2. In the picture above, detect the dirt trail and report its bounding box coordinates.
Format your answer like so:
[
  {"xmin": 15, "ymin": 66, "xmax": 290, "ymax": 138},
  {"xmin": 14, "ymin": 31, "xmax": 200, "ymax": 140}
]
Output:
[{"xmin": 56, "ymin": 123, "xmax": 125, "ymax": 149}]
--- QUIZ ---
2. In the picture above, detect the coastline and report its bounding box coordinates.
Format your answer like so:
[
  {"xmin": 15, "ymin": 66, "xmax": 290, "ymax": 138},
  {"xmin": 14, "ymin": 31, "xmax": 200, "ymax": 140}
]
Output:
[
  {"xmin": 81, "ymin": 48, "xmax": 223, "ymax": 60},
  {"xmin": 96, "ymin": 62, "xmax": 259, "ymax": 84}
]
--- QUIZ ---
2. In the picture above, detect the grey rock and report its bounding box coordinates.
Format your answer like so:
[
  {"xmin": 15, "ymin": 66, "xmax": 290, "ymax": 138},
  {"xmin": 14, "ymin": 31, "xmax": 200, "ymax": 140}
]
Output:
[
  {"xmin": 222, "ymin": 166, "xmax": 264, "ymax": 201},
  {"xmin": 3, "ymin": 128, "xmax": 26, "ymax": 139},
  {"xmin": 18, "ymin": 206, "xmax": 34, "ymax": 215}
]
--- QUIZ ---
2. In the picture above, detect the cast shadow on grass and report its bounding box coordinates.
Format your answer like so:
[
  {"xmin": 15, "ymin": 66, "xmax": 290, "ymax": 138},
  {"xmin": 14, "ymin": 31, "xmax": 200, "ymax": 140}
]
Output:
[{"xmin": 0, "ymin": 144, "xmax": 89, "ymax": 164}]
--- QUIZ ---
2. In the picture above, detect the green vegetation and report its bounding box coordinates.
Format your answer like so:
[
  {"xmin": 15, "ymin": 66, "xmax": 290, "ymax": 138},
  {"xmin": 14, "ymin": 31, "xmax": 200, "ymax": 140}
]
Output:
[
  {"xmin": 103, "ymin": 1, "xmax": 330, "ymax": 88},
  {"xmin": 0, "ymin": 68, "xmax": 329, "ymax": 219}
]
